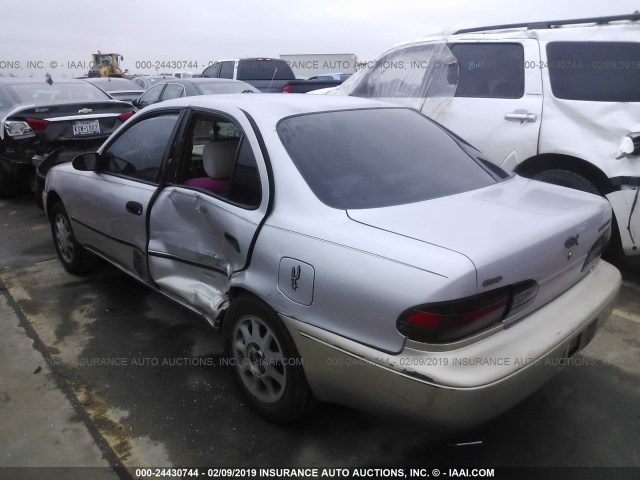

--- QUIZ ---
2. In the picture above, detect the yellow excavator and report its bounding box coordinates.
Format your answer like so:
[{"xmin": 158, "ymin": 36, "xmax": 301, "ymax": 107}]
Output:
[{"xmin": 87, "ymin": 52, "xmax": 125, "ymax": 78}]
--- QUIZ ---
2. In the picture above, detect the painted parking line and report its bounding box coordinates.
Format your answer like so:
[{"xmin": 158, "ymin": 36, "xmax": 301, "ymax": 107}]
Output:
[
  {"xmin": 612, "ymin": 308, "xmax": 640, "ymax": 324},
  {"xmin": 0, "ymin": 261, "xmax": 169, "ymax": 473}
]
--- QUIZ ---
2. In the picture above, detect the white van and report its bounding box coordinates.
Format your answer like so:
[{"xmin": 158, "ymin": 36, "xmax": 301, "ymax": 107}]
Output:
[{"xmin": 335, "ymin": 13, "xmax": 640, "ymax": 256}]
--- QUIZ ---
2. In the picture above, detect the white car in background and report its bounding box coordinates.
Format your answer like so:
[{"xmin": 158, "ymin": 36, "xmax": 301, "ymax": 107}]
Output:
[{"xmin": 331, "ymin": 13, "xmax": 640, "ymax": 257}]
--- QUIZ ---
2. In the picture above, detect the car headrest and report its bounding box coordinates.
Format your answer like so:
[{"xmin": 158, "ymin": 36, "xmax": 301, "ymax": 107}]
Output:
[{"xmin": 202, "ymin": 141, "xmax": 238, "ymax": 179}]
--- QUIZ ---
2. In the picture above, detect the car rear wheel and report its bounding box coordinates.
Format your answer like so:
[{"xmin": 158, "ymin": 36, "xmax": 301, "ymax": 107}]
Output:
[
  {"xmin": 223, "ymin": 294, "xmax": 315, "ymax": 423},
  {"xmin": 50, "ymin": 202, "xmax": 99, "ymax": 274},
  {"xmin": 531, "ymin": 169, "xmax": 600, "ymax": 195}
]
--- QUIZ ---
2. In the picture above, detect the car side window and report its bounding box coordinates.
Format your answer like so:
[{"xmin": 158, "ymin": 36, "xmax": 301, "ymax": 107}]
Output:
[
  {"xmin": 228, "ymin": 137, "xmax": 262, "ymax": 206},
  {"xmin": 161, "ymin": 83, "xmax": 185, "ymax": 101},
  {"xmin": 102, "ymin": 113, "xmax": 180, "ymax": 183},
  {"xmin": 138, "ymin": 84, "xmax": 164, "ymax": 108},
  {"xmin": 450, "ymin": 43, "xmax": 525, "ymax": 99},
  {"xmin": 219, "ymin": 61, "xmax": 235, "ymax": 79},
  {"xmin": 203, "ymin": 63, "xmax": 222, "ymax": 78},
  {"xmin": 179, "ymin": 115, "xmax": 262, "ymax": 208},
  {"xmin": 134, "ymin": 78, "xmax": 145, "ymax": 89}
]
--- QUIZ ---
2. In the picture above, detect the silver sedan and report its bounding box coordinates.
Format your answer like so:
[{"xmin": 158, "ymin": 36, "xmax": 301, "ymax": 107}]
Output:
[{"xmin": 43, "ymin": 94, "xmax": 621, "ymax": 428}]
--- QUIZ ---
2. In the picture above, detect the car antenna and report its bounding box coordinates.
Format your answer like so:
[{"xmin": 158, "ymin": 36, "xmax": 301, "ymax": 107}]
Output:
[
  {"xmin": 45, "ymin": 73, "xmax": 53, "ymax": 85},
  {"xmin": 268, "ymin": 67, "xmax": 278, "ymax": 91}
]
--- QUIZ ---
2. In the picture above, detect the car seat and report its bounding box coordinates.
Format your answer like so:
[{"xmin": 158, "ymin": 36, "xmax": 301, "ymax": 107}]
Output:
[{"xmin": 185, "ymin": 141, "xmax": 238, "ymax": 194}]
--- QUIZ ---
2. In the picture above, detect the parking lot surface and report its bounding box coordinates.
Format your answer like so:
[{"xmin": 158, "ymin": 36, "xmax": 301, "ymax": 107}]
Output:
[{"xmin": 0, "ymin": 194, "xmax": 639, "ymax": 476}]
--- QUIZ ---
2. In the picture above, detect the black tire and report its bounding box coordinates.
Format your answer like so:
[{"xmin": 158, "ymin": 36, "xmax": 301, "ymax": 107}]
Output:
[
  {"xmin": 50, "ymin": 202, "xmax": 99, "ymax": 274},
  {"xmin": 0, "ymin": 162, "xmax": 22, "ymax": 199},
  {"xmin": 223, "ymin": 294, "xmax": 315, "ymax": 423},
  {"xmin": 531, "ymin": 169, "xmax": 600, "ymax": 195}
]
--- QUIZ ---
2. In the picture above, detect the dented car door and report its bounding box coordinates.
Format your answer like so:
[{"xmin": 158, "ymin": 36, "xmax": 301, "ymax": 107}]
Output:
[
  {"xmin": 72, "ymin": 111, "xmax": 181, "ymax": 274},
  {"xmin": 146, "ymin": 110, "xmax": 269, "ymax": 324}
]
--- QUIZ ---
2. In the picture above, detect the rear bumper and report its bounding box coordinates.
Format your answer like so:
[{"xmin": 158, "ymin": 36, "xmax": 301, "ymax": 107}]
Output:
[{"xmin": 282, "ymin": 260, "xmax": 621, "ymax": 429}]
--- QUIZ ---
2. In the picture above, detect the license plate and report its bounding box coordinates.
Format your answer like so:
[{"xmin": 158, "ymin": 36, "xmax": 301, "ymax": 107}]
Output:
[{"xmin": 73, "ymin": 120, "xmax": 100, "ymax": 136}]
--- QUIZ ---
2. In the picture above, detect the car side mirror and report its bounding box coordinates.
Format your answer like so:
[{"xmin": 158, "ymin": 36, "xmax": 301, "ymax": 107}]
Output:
[
  {"xmin": 132, "ymin": 98, "xmax": 141, "ymax": 108},
  {"xmin": 72, "ymin": 152, "xmax": 102, "ymax": 171}
]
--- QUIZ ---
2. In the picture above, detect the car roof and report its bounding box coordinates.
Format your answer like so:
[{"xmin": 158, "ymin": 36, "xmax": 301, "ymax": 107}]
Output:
[
  {"xmin": 0, "ymin": 77, "xmax": 90, "ymax": 85},
  {"xmin": 145, "ymin": 93, "xmax": 400, "ymax": 123},
  {"xmin": 215, "ymin": 58, "xmax": 284, "ymax": 62},
  {"xmin": 135, "ymin": 75, "xmax": 173, "ymax": 80},
  {"xmin": 160, "ymin": 78, "xmax": 249, "ymax": 84},
  {"xmin": 84, "ymin": 78, "xmax": 143, "ymax": 88},
  {"xmin": 395, "ymin": 17, "xmax": 639, "ymax": 46}
]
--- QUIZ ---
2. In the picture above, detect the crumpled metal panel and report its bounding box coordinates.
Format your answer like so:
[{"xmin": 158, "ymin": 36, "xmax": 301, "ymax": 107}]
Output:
[
  {"xmin": 147, "ymin": 186, "xmax": 261, "ymax": 323},
  {"xmin": 149, "ymin": 257, "xmax": 229, "ymax": 326},
  {"xmin": 330, "ymin": 42, "xmax": 459, "ymax": 117}
]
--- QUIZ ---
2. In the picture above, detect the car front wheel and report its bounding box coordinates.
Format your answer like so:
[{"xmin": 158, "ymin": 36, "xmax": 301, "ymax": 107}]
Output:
[
  {"xmin": 223, "ymin": 294, "xmax": 315, "ymax": 423},
  {"xmin": 50, "ymin": 202, "xmax": 99, "ymax": 274}
]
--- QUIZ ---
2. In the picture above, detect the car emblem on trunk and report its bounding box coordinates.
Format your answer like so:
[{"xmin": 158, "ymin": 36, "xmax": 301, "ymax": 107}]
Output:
[
  {"xmin": 78, "ymin": 108, "xmax": 92, "ymax": 114},
  {"xmin": 564, "ymin": 235, "xmax": 579, "ymax": 249}
]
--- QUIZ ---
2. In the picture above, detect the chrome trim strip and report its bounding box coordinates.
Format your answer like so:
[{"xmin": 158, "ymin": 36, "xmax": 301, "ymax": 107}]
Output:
[{"xmin": 45, "ymin": 113, "xmax": 122, "ymax": 122}]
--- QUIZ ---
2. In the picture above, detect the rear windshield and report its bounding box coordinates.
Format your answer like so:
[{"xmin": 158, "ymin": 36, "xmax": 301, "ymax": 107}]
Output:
[
  {"xmin": 195, "ymin": 82, "xmax": 258, "ymax": 94},
  {"xmin": 6, "ymin": 82, "xmax": 111, "ymax": 103},
  {"xmin": 90, "ymin": 79, "xmax": 141, "ymax": 91},
  {"xmin": 237, "ymin": 60, "xmax": 295, "ymax": 81},
  {"xmin": 546, "ymin": 42, "xmax": 640, "ymax": 102},
  {"xmin": 277, "ymin": 108, "xmax": 498, "ymax": 209}
]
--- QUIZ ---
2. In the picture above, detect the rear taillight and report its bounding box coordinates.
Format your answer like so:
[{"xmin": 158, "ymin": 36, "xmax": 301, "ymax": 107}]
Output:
[
  {"xmin": 282, "ymin": 85, "xmax": 294, "ymax": 93},
  {"xmin": 4, "ymin": 121, "xmax": 33, "ymax": 137},
  {"xmin": 118, "ymin": 111, "xmax": 134, "ymax": 122},
  {"xmin": 26, "ymin": 118, "xmax": 49, "ymax": 131},
  {"xmin": 397, "ymin": 280, "xmax": 538, "ymax": 343}
]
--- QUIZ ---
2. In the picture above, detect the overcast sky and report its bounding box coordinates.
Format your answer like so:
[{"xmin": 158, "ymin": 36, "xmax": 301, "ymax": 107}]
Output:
[{"xmin": 0, "ymin": 0, "xmax": 638, "ymax": 77}]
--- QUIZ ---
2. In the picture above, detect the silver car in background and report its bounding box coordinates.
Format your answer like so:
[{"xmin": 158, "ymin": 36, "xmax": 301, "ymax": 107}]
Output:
[{"xmin": 43, "ymin": 95, "xmax": 620, "ymax": 428}]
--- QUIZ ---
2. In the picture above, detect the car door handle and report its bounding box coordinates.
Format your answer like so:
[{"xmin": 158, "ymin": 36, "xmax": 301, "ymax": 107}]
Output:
[
  {"xmin": 126, "ymin": 201, "xmax": 143, "ymax": 216},
  {"xmin": 224, "ymin": 232, "xmax": 240, "ymax": 253},
  {"xmin": 504, "ymin": 112, "xmax": 537, "ymax": 123}
]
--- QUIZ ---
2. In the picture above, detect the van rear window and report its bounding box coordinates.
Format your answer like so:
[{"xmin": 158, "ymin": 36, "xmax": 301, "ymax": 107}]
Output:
[
  {"xmin": 236, "ymin": 59, "xmax": 295, "ymax": 81},
  {"xmin": 546, "ymin": 42, "xmax": 640, "ymax": 102}
]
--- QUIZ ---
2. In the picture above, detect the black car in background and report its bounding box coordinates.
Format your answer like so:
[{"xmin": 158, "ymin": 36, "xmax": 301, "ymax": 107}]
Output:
[
  {"xmin": 84, "ymin": 77, "xmax": 144, "ymax": 103},
  {"xmin": 133, "ymin": 77, "xmax": 259, "ymax": 109},
  {"xmin": 0, "ymin": 77, "xmax": 134, "ymax": 202},
  {"xmin": 201, "ymin": 58, "xmax": 344, "ymax": 93}
]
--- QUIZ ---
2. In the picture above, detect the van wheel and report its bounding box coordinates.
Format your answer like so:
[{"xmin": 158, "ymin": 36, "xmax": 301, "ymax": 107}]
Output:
[
  {"xmin": 531, "ymin": 169, "xmax": 600, "ymax": 196},
  {"xmin": 50, "ymin": 202, "xmax": 99, "ymax": 274},
  {"xmin": 223, "ymin": 294, "xmax": 314, "ymax": 423}
]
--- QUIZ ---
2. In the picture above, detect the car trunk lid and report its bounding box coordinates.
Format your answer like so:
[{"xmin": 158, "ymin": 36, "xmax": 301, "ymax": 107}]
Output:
[
  {"xmin": 347, "ymin": 176, "xmax": 612, "ymax": 318},
  {"xmin": 9, "ymin": 101, "xmax": 132, "ymax": 143}
]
